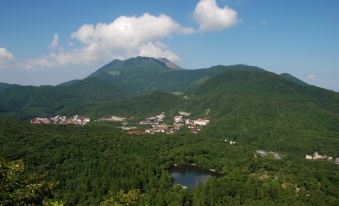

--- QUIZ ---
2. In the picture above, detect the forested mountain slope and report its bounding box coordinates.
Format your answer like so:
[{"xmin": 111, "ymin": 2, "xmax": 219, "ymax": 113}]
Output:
[
  {"xmin": 0, "ymin": 77, "xmax": 125, "ymax": 119},
  {"xmin": 1, "ymin": 57, "xmax": 338, "ymax": 128},
  {"xmin": 279, "ymin": 73, "xmax": 308, "ymax": 86},
  {"xmin": 89, "ymin": 56, "xmax": 228, "ymax": 94}
]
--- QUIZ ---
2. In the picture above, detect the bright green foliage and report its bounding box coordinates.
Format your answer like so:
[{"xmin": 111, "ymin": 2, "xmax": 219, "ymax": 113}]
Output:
[
  {"xmin": 43, "ymin": 200, "xmax": 65, "ymax": 206},
  {"xmin": 0, "ymin": 120, "xmax": 338, "ymax": 205},
  {"xmin": 0, "ymin": 159, "xmax": 57, "ymax": 205},
  {"xmin": 100, "ymin": 189, "xmax": 143, "ymax": 206}
]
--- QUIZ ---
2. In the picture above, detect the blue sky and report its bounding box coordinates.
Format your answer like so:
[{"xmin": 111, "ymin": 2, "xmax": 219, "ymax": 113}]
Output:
[{"xmin": 0, "ymin": 0, "xmax": 338, "ymax": 91}]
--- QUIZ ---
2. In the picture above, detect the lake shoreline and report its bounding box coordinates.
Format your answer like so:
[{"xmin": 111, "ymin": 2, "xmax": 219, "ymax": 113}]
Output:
[{"xmin": 168, "ymin": 164, "xmax": 223, "ymax": 189}]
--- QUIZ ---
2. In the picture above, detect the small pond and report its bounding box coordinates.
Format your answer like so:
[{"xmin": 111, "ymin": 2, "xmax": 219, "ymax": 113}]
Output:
[{"xmin": 169, "ymin": 165, "xmax": 221, "ymax": 189}]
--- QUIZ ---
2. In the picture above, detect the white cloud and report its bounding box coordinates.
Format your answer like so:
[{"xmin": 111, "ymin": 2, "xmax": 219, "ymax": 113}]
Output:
[
  {"xmin": 136, "ymin": 42, "xmax": 179, "ymax": 61},
  {"xmin": 306, "ymin": 74, "xmax": 317, "ymax": 81},
  {"xmin": 49, "ymin": 33, "xmax": 59, "ymax": 49},
  {"xmin": 194, "ymin": 0, "xmax": 239, "ymax": 32},
  {"xmin": 2, "ymin": 6, "xmax": 239, "ymax": 71},
  {"xmin": 71, "ymin": 13, "xmax": 193, "ymax": 47},
  {"xmin": 0, "ymin": 48, "xmax": 14, "ymax": 68},
  {"xmin": 17, "ymin": 13, "xmax": 193, "ymax": 70}
]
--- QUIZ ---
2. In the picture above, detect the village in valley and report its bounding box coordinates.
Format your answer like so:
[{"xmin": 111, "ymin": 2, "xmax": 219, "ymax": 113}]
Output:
[
  {"xmin": 31, "ymin": 115, "xmax": 90, "ymax": 126},
  {"xmin": 98, "ymin": 111, "xmax": 210, "ymax": 135},
  {"xmin": 30, "ymin": 111, "xmax": 210, "ymax": 135}
]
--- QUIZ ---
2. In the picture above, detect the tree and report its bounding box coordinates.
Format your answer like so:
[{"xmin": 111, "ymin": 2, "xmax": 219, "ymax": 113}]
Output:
[
  {"xmin": 0, "ymin": 159, "xmax": 58, "ymax": 205},
  {"xmin": 100, "ymin": 189, "xmax": 143, "ymax": 206}
]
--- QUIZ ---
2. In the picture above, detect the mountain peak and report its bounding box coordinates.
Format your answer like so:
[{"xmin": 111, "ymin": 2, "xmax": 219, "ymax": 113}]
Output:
[
  {"xmin": 156, "ymin": 58, "xmax": 182, "ymax": 70},
  {"xmin": 89, "ymin": 56, "xmax": 182, "ymax": 84},
  {"xmin": 121, "ymin": 56, "xmax": 182, "ymax": 70}
]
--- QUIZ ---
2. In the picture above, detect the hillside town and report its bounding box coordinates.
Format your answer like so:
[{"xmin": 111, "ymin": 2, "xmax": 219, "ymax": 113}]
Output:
[
  {"xmin": 31, "ymin": 111, "xmax": 210, "ymax": 134},
  {"xmin": 31, "ymin": 115, "xmax": 90, "ymax": 126},
  {"xmin": 140, "ymin": 112, "xmax": 209, "ymax": 135},
  {"xmin": 305, "ymin": 151, "xmax": 339, "ymax": 164},
  {"xmin": 98, "ymin": 111, "xmax": 210, "ymax": 135},
  {"xmin": 97, "ymin": 115, "xmax": 127, "ymax": 122}
]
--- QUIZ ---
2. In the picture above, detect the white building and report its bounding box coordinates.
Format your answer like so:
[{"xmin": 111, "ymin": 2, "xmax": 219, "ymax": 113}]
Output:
[
  {"xmin": 305, "ymin": 154, "xmax": 313, "ymax": 160},
  {"xmin": 313, "ymin": 152, "xmax": 327, "ymax": 160},
  {"xmin": 256, "ymin": 150, "xmax": 267, "ymax": 157},
  {"xmin": 229, "ymin": 141, "xmax": 236, "ymax": 145},
  {"xmin": 101, "ymin": 116, "xmax": 126, "ymax": 122},
  {"xmin": 193, "ymin": 119, "xmax": 210, "ymax": 126},
  {"xmin": 174, "ymin": 115, "xmax": 183, "ymax": 123},
  {"xmin": 179, "ymin": 111, "xmax": 191, "ymax": 116}
]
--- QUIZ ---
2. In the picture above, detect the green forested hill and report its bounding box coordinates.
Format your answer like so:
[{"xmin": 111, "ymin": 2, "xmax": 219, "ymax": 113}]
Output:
[
  {"xmin": 89, "ymin": 56, "xmax": 228, "ymax": 94},
  {"xmin": 0, "ymin": 77, "xmax": 126, "ymax": 119},
  {"xmin": 292, "ymin": 85, "xmax": 339, "ymax": 115},
  {"xmin": 79, "ymin": 91, "xmax": 187, "ymax": 119},
  {"xmin": 1, "ymin": 57, "xmax": 338, "ymax": 130},
  {"xmin": 0, "ymin": 59, "xmax": 272, "ymax": 119},
  {"xmin": 58, "ymin": 65, "xmax": 339, "ymax": 159},
  {"xmin": 192, "ymin": 68, "xmax": 301, "ymax": 96},
  {"xmin": 188, "ymin": 69, "xmax": 339, "ymax": 152}
]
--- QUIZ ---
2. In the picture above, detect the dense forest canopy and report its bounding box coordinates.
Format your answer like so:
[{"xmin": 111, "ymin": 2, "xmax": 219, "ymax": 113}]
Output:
[
  {"xmin": 0, "ymin": 119, "xmax": 338, "ymax": 205},
  {"xmin": 0, "ymin": 57, "xmax": 338, "ymax": 205}
]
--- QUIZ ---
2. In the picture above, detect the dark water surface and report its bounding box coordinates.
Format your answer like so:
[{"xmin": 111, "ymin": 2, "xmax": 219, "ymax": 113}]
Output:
[{"xmin": 169, "ymin": 165, "xmax": 221, "ymax": 189}]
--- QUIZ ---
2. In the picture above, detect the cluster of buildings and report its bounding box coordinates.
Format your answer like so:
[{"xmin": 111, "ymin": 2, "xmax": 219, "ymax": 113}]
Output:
[
  {"xmin": 184, "ymin": 118, "xmax": 210, "ymax": 134},
  {"xmin": 146, "ymin": 124, "xmax": 174, "ymax": 134},
  {"xmin": 174, "ymin": 112, "xmax": 210, "ymax": 134},
  {"xmin": 139, "ymin": 112, "xmax": 166, "ymax": 125},
  {"xmin": 305, "ymin": 152, "xmax": 339, "ymax": 164},
  {"xmin": 97, "ymin": 115, "xmax": 126, "ymax": 122},
  {"xmin": 30, "ymin": 111, "xmax": 211, "ymax": 134},
  {"xmin": 255, "ymin": 150, "xmax": 283, "ymax": 160},
  {"xmin": 31, "ymin": 115, "xmax": 90, "ymax": 126},
  {"xmin": 128, "ymin": 111, "xmax": 210, "ymax": 135}
]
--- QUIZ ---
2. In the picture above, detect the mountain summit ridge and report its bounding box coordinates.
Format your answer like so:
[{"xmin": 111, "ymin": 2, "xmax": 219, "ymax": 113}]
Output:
[{"xmin": 156, "ymin": 57, "xmax": 182, "ymax": 70}]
